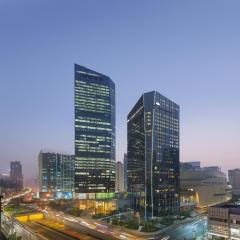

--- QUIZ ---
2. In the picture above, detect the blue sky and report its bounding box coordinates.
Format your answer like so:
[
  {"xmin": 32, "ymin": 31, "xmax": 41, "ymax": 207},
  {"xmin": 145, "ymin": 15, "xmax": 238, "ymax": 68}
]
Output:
[{"xmin": 1, "ymin": 0, "xmax": 240, "ymax": 178}]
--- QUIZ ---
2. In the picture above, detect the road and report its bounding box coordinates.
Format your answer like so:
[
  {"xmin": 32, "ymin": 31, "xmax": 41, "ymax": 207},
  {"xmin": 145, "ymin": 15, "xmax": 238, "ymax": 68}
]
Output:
[
  {"xmin": 2, "ymin": 212, "xmax": 98, "ymax": 240},
  {"xmin": 2, "ymin": 187, "xmax": 32, "ymax": 206},
  {"xmin": 25, "ymin": 221, "xmax": 77, "ymax": 240},
  {"xmin": 44, "ymin": 210, "xmax": 143, "ymax": 240},
  {"xmin": 3, "ymin": 197, "xmax": 208, "ymax": 240},
  {"xmin": 43, "ymin": 209, "xmax": 209, "ymax": 240},
  {"xmin": 158, "ymin": 216, "xmax": 207, "ymax": 240}
]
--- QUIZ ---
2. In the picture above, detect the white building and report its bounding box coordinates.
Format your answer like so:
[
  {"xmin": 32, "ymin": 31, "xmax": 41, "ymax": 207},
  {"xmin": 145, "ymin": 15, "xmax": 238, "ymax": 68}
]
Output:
[
  {"xmin": 180, "ymin": 165, "xmax": 230, "ymax": 211},
  {"xmin": 115, "ymin": 161, "xmax": 124, "ymax": 192}
]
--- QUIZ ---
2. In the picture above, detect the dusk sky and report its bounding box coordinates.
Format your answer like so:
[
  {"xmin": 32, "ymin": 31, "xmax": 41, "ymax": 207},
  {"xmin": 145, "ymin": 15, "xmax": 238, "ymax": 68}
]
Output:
[{"xmin": 1, "ymin": 0, "xmax": 240, "ymax": 179}]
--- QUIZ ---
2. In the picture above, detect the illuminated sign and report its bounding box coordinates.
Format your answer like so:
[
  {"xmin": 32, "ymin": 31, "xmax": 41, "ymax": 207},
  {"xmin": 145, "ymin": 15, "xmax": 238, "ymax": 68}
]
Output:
[
  {"xmin": 231, "ymin": 228, "xmax": 240, "ymax": 236},
  {"xmin": 55, "ymin": 192, "xmax": 73, "ymax": 199},
  {"xmin": 78, "ymin": 193, "xmax": 87, "ymax": 199},
  {"xmin": 96, "ymin": 192, "xmax": 115, "ymax": 199}
]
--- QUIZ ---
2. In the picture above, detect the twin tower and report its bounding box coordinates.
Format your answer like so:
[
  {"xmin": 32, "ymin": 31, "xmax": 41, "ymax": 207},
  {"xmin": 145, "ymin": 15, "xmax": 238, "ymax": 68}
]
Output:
[{"xmin": 74, "ymin": 64, "xmax": 180, "ymax": 218}]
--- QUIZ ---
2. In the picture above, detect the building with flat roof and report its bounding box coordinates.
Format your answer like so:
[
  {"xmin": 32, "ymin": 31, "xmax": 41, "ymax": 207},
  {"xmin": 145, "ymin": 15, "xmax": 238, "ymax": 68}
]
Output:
[
  {"xmin": 208, "ymin": 204, "xmax": 240, "ymax": 239},
  {"xmin": 10, "ymin": 161, "xmax": 23, "ymax": 190},
  {"xmin": 229, "ymin": 169, "xmax": 240, "ymax": 196},
  {"xmin": 181, "ymin": 161, "xmax": 201, "ymax": 171},
  {"xmin": 38, "ymin": 151, "xmax": 74, "ymax": 198},
  {"xmin": 180, "ymin": 166, "xmax": 230, "ymax": 211},
  {"xmin": 127, "ymin": 91, "xmax": 180, "ymax": 218}
]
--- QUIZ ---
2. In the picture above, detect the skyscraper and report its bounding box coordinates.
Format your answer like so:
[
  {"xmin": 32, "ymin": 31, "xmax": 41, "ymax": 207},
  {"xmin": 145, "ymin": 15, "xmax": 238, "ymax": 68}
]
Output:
[
  {"xmin": 10, "ymin": 161, "xmax": 23, "ymax": 190},
  {"xmin": 74, "ymin": 64, "xmax": 115, "ymax": 198},
  {"xmin": 127, "ymin": 91, "xmax": 180, "ymax": 218},
  {"xmin": 115, "ymin": 161, "xmax": 124, "ymax": 192},
  {"xmin": 38, "ymin": 151, "xmax": 74, "ymax": 195}
]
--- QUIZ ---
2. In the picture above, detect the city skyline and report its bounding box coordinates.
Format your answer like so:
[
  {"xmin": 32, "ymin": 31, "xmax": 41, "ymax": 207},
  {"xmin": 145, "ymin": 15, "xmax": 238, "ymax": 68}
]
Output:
[{"xmin": 1, "ymin": 0, "xmax": 240, "ymax": 179}]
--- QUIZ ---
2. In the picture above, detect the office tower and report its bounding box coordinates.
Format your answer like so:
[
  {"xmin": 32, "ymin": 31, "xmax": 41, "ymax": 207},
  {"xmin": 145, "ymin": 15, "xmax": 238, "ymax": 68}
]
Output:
[
  {"xmin": 10, "ymin": 161, "xmax": 23, "ymax": 190},
  {"xmin": 38, "ymin": 151, "xmax": 74, "ymax": 195},
  {"xmin": 123, "ymin": 153, "xmax": 128, "ymax": 192},
  {"xmin": 115, "ymin": 161, "xmax": 124, "ymax": 192},
  {"xmin": 229, "ymin": 169, "xmax": 240, "ymax": 196},
  {"xmin": 127, "ymin": 91, "xmax": 180, "ymax": 218},
  {"xmin": 74, "ymin": 64, "xmax": 115, "ymax": 197}
]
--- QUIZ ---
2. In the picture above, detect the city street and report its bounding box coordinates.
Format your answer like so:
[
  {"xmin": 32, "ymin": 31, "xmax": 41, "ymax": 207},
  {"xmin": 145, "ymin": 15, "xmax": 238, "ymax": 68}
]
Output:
[
  {"xmin": 24, "ymin": 221, "xmax": 76, "ymax": 240},
  {"xmin": 2, "ymin": 200, "xmax": 208, "ymax": 240},
  {"xmin": 158, "ymin": 217, "xmax": 207, "ymax": 240},
  {"xmin": 43, "ymin": 209, "xmax": 208, "ymax": 240},
  {"xmin": 45, "ymin": 210, "xmax": 141, "ymax": 240}
]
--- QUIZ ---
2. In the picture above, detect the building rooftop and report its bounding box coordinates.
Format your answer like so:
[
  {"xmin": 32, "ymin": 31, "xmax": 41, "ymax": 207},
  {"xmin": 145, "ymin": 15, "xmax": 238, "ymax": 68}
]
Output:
[
  {"xmin": 215, "ymin": 203, "xmax": 240, "ymax": 208},
  {"xmin": 211, "ymin": 203, "xmax": 240, "ymax": 214}
]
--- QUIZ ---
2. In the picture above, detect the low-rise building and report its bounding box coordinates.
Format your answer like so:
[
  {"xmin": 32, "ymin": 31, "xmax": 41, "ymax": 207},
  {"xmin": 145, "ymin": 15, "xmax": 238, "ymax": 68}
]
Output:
[
  {"xmin": 208, "ymin": 204, "xmax": 240, "ymax": 239},
  {"xmin": 180, "ymin": 164, "xmax": 230, "ymax": 211},
  {"xmin": 229, "ymin": 169, "xmax": 240, "ymax": 196},
  {"xmin": 181, "ymin": 161, "xmax": 201, "ymax": 171},
  {"xmin": 38, "ymin": 151, "xmax": 74, "ymax": 198},
  {"xmin": 180, "ymin": 189, "xmax": 197, "ymax": 211}
]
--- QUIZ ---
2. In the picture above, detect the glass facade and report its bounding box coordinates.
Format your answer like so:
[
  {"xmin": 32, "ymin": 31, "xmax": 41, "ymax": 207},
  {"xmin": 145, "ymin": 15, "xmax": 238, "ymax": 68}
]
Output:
[
  {"xmin": 127, "ymin": 91, "xmax": 180, "ymax": 218},
  {"xmin": 10, "ymin": 161, "xmax": 23, "ymax": 190},
  {"xmin": 74, "ymin": 64, "xmax": 115, "ymax": 195},
  {"xmin": 38, "ymin": 152, "xmax": 74, "ymax": 193}
]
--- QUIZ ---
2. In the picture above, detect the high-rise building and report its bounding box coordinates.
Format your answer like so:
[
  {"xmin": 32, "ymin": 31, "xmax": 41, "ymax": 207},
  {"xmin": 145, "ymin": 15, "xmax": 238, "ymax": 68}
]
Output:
[
  {"xmin": 115, "ymin": 161, "xmax": 124, "ymax": 192},
  {"xmin": 127, "ymin": 91, "xmax": 180, "ymax": 218},
  {"xmin": 74, "ymin": 64, "xmax": 115, "ymax": 198},
  {"xmin": 38, "ymin": 151, "xmax": 74, "ymax": 195},
  {"xmin": 10, "ymin": 161, "xmax": 23, "ymax": 190},
  {"xmin": 123, "ymin": 153, "xmax": 128, "ymax": 192},
  {"xmin": 229, "ymin": 169, "xmax": 240, "ymax": 196}
]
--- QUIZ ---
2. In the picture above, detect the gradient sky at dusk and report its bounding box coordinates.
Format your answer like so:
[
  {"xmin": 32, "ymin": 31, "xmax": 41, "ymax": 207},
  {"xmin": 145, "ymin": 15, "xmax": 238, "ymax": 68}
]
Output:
[{"xmin": 1, "ymin": 0, "xmax": 240, "ymax": 179}]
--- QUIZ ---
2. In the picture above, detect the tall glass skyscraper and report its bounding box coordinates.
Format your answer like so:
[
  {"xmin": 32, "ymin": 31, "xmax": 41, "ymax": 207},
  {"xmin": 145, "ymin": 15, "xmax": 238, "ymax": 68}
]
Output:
[
  {"xmin": 127, "ymin": 91, "xmax": 180, "ymax": 218},
  {"xmin": 74, "ymin": 64, "xmax": 115, "ymax": 197}
]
